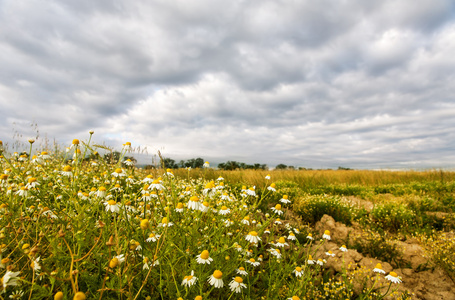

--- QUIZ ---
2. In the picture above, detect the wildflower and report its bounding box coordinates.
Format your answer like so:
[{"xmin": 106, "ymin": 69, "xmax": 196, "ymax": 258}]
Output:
[
  {"xmin": 200, "ymin": 201, "xmax": 210, "ymax": 213},
  {"xmin": 268, "ymin": 248, "xmax": 281, "ymax": 259},
  {"xmin": 73, "ymin": 292, "xmax": 86, "ymax": 300},
  {"xmin": 40, "ymin": 151, "xmax": 51, "ymax": 160},
  {"xmin": 123, "ymin": 142, "xmax": 132, "ymax": 151},
  {"xmin": 188, "ymin": 196, "xmax": 200, "ymax": 210},
  {"xmin": 15, "ymin": 186, "xmax": 28, "ymax": 197},
  {"xmin": 385, "ymin": 271, "xmax": 402, "ymax": 284},
  {"xmin": 146, "ymin": 233, "xmax": 160, "ymax": 242},
  {"xmin": 306, "ymin": 233, "xmax": 313, "ymax": 240},
  {"xmin": 270, "ymin": 204, "xmax": 283, "ymax": 215},
  {"xmin": 97, "ymin": 186, "xmax": 107, "ymax": 198},
  {"xmin": 196, "ymin": 250, "xmax": 213, "ymax": 264},
  {"xmin": 317, "ymin": 258, "xmax": 326, "ymax": 266},
  {"xmin": 373, "ymin": 263, "xmax": 386, "ymax": 274},
  {"xmin": 265, "ymin": 174, "xmax": 271, "ymax": 180},
  {"xmin": 203, "ymin": 161, "xmax": 210, "ymax": 168},
  {"xmin": 221, "ymin": 192, "xmax": 231, "ymax": 201},
  {"xmin": 287, "ymin": 232, "xmax": 297, "ymax": 241},
  {"xmin": 149, "ymin": 179, "xmax": 164, "ymax": 190},
  {"xmin": 267, "ymin": 183, "xmax": 276, "ymax": 192},
  {"xmin": 229, "ymin": 276, "xmax": 247, "ymax": 293},
  {"xmin": 246, "ymin": 258, "xmax": 260, "ymax": 267},
  {"xmin": 158, "ymin": 217, "xmax": 173, "ymax": 227},
  {"xmin": 340, "ymin": 245, "xmax": 348, "ymax": 252},
  {"xmin": 274, "ymin": 218, "xmax": 282, "ymax": 225},
  {"xmin": 1, "ymin": 270, "xmax": 21, "ymax": 290},
  {"xmin": 207, "ymin": 270, "xmax": 223, "ymax": 288},
  {"xmin": 276, "ymin": 237, "xmax": 289, "ymax": 248},
  {"xmin": 140, "ymin": 219, "xmax": 149, "ymax": 230},
  {"xmin": 109, "ymin": 254, "xmax": 125, "ymax": 268},
  {"xmin": 104, "ymin": 200, "xmax": 120, "ymax": 213},
  {"xmin": 9, "ymin": 290, "xmax": 24, "ymax": 299},
  {"xmin": 111, "ymin": 168, "xmax": 126, "ymax": 177},
  {"xmin": 288, "ymin": 297, "xmax": 300, "ymax": 300},
  {"xmin": 280, "ymin": 195, "xmax": 291, "ymax": 204},
  {"xmin": 218, "ymin": 206, "xmax": 230, "ymax": 215},
  {"xmin": 246, "ymin": 186, "xmax": 256, "ymax": 196},
  {"xmin": 325, "ymin": 250, "xmax": 335, "ymax": 257},
  {"xmin": 307, "ymin": 255, "xmax": 315, "ymax": 265},
  {"xmin": 245, "ymin": 231, "xmax": 261, "ymax": 244},
  {"xmin": 322, "ymin": 230, "xmax": 331, "ymax": 240},
  {"xmin": 31, "ymin": 257, "xmax": 41, "ymax": 272},
  {"xmin": 182, "ymin": 270, "xmax": 198, "ymax": 287},
  {"xmin": 175, "ymin": 202, "xmax": 184, "ymax": 212},
  {"xmin": 292, "ymin": 266, "xmax": 304, "ymax": 277},
  {"xmin": 236, "ymin": 267, "xmax": 248, "ymax": 275},
  {"xmin": 26, "ymin": 177, "xmax": 40, "ymax": 189},
  {"xmin": 216, "ymin": 176, "xmax": 224, "ymax": 181}
]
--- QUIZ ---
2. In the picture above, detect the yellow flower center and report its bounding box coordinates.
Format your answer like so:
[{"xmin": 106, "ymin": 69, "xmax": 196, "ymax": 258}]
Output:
[
  {"xmin": 190, "ymin": 196, "xmax": 199, "ymax": 202},
  {"xmin": 72, "ymin": 139, "xmax": 80, "ymax": 145},
  {"xmin": 324, "ymin": 230, "xmax": 330, "ymax": 235},
  {"xmin": 115, "ymin": 168, "xmax": 122, "ymax": 173},
  {"xmin": 249, "ymin": 231, "xmax": 258, "ymax": 236},
  {"xmin": 107, "ymin": 200, "xmax": 116, "ymax": 206},
  {"xmin": 239, "ymin": 267, "xmax": 245, "ymax": 271},
  {"xmin": 177, "ymin": 203, "xmax": 183, "ymax": 209},
  {"xmin": 200, "ymin": 250, "xmax": 209, "ymax": 259},
  {"xmin": 213, "ymin": 270, "xmax": 223, "ymax": 279},
  {"xmin": 140, "ymin": 219, "xmax": 149, "ymax": 230},
  {"xmin": 234, "ymin": 276, "xmax": 243, "ymax": 283},
  {"xmin": 270, "ymin": 183, "xmax": 276, "ymax": 188},
  {"xmin": 221, "ymin": 206, "xmax": 228, "ymax": 210},
  {"xmin": 375, "ymin": 263, "xmax": 382, "ymax": 269},
  {"xmin": 125, "ymin": 142, "xmax": 131, "ymax": 146},
  {"xmin": 389, "ymin": 271, "xmax": 398, "ymax": 277},
  {"xmin": 308, "ymin": 255, "xmax": 313, "ymax": 260},
  {"xmin": 278, "ymin": 237, "xmax": 286, "ymax": 243},
  {"xmin": 295, "ymin": 267, "xmax": 302, "ymax": 272},
  {"xmin": 109, "ymin": 257, "xmax": 119, "ymax": 268},
  {"xmin": 99, "ymin": 186, "xmax": 106, "ymax": 191},
  {"xmin": 283, "ymin": 195, "xmax": 288, "ymax": 199},
  {"xmin": 249, "ymin": 258, "xmax": 256, "ymax": 263},
  {"xmin": 152, "ymin": 179, "xmax": 160, "ymax": 184},
  {"xmin": 275, "ymin": 204, "xmax": 281, "ymax": 210},
  {"xmin": 63, "ymin": 166, "xmax": 72, "ymax": 172},
  {"xmin": 161, "ymin": 217, "xmax": 168, "ymax": 224},
  {"xmin": 28, "ymin": 177, "xmax": 37, "ymax": 183},
  {"xmin": 202, "ymin": 202, "xmax": 209, "ymax": 207}
]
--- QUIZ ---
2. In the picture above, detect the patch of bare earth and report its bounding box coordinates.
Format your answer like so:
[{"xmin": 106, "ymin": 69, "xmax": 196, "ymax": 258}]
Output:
[{"xmin": 314, "ymin": 214, "xmax": 455, "ymax": 300}]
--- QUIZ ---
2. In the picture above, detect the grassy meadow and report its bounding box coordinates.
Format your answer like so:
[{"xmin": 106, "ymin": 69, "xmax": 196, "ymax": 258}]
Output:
[{"xmin": 0, "ymin": 137, "xmax": 454, "ymax": 299}]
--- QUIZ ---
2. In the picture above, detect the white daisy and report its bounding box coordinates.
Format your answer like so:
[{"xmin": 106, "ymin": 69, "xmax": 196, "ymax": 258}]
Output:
[
  {"xmin": 181, "ymin": 270, "xmax": 198, "ymax": 287},
  {"xmin": 196, "ymin": 250, "xmax": 213, "ymax": 265},
  {"xmin": 385, "ymin": 272, "xmax": 402, "ymax": 284},
  {"xmin": 292, "ymin": 266, "xmax": 304, "ymax": 277},
  {"xmin": 229, "ymin": 277, "xmax": 247, "ymax": 293},
  {"xmin": 245, "ymin": 231, "xmax": 261, "ymax": 244},
  {"xmin": 207, "ymin": 270, "xmax": 223, "ymax": 288}
]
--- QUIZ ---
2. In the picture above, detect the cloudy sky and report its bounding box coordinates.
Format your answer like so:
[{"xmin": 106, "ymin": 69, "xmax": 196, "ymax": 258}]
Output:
[{"xmin": 1, "ymin": 0, "xmax": 455, "ymax": 169}]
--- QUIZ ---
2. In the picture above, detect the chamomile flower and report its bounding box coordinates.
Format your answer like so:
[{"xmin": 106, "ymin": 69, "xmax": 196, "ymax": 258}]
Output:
[
  {"xmin": 246, "ymin": 187, "xmax": 256, "ymax": 196},
  {"xmin": 287, "ymin": 232, "xmax": 297, "ymax": 241},
  {"xmin": 1, "ymin": 270, "xmax": 21, "ymax": 290},
  {"xmin": 149, "ymin": 179, "xmax": 164, "ymax": 190},
  {"xmin": 246, "ymin": 258, "xmax": 260, "ymax": 267},
  {"xmin": 292, "ymin": 266, "xmax": 304, "ymax": 277},
  {"xmin": 229, "ymin": 277, "xmax": 247, "ymax": 293},
  {"xmin": 40, "ymin": 151, "xmax": 51, "ymax": 160},
  {"xmin": 270, "ymin": 204, "xmax": 283, "ymax": 215},
  {"xmin": 325, "ymin": 250, "xmax": 335, "ymax": 257},
  {"xmin": 207, "ymin": 270, "xmax": 223, "ymax": 288},
  {"xmin": 280, "ymin": 195, "xmax": 291, "ymax": 204},
  {"xmin": 276, "ymin": 237, "xmax": 289, "ymax": 248},
  {"xmin": 175, "ymin": 202, "xmax": 184, "ymax": 212},
  {"xmin": 61, "ymin": 165, "xmax": 73, "ymax": 177},
  {"xmin": 15, "ymin": 187, "xmax": 28, "ymax": 197},
  {"xmin": 340, "ymin": 245, "xmax": 348, "ymax": 252},
  {"xmin": 385, "ymin": 271, "xmax": 402, "ymax": 284},
  {"xmin": 274, "ymin": 218, "xmax": 282, "ymax": 225},
  {"xmin": 317, "ymin": 258, "xmax": 326, "ymax": 266},
  {"xmin": 287, "ymin": 296, "xmax": 300, "ymax": 300},
  {"xmin": 111, "ymin": 168, "xmax": 126, "ymax": 177},
  {"xmin": 218, "ymin": 206, "xmax": 230, "ymax": 215},
  {"xmin": 241, "ymin": 216, "xmax": 250, "ymax": 225},
  {"xmin": 221, "ymin": 192, "xmax": 231, "ymax": 201},
  {"xmin": 236, "ymin": 267, "xmax": 248, "ymax": 275},
  {"xmin": 181, "ymin": 270, "xmax": 198, "ymax": 287},
  {"xmin": 146, "ymin": 233, "xmax": 161, "ymax": 242},
  {"xmin": 158, "ymin": 217, "xmax": 173, "ymax": 227},
  {"xmin": 188, "ymin": 196, "xmax": 200, "ymax": 210},
  {"xmin": 203, "ymin": 161, "xmax": 210, "ymax": 168},
  {"xmin": 123, "ymin": 159, "xmax": 134, "ymax": 166},
  {"xmin": 307, "ymin": 255, "xmax": 316, "ymax": 265},
  {"xmin": 306, "ymin": 233, "xmax": 313, "ymax": 240},
  {"xmin": 245, "ymin": 231, "xmax": 261, "ymax": 244},
  {"xmin": 123, "ymin": 142, "xmax": 132, "ymax": 151},
  {"xmin": 142, "ymin": 175, "xmax": 154, "ymax": 184},
  {"xmin": 373, "ymin": 263, "xmax": 386, "ymax": 274},
  {"xmin": 104, "ymin": 200, "xmax": 120, "ymax": 213},
  {"xmin": 322, "ymin": 230, "xmax": 331, "ymax": 240},
  {"xmin": 196, "ymin": 250, "xmax": 213, "ymax": 264},
  {"xmin": 200, "ymin": 201, "xmax": 210, "ymax": 213},
  {"xmin": 31, "ymin": 257, "xmax": 41, "ymax": 272},
  {"xmin": 268, "ymin": 248, "xmax": 281, "ymax": 259},
  {"xmin": 109, "ymin": 254, "xmax": 125, "ymax": 268},
  {"xmin": 96, "ymin": 186, "xmax": 107, "ymax": 198},
  {"xmin": 25, "ymin": 177, "xmax": 40, "ymax": 189},
  {"xmin": 265, "ymin": 174, "xmax": 271, "ymax": 180},
  {"xmin": 216, "ymin": 176, "xmax": 224, "ymax": 181},
  {"xmin": 267, "ymin": 183, "xmax": 276, "ymax": 192}
]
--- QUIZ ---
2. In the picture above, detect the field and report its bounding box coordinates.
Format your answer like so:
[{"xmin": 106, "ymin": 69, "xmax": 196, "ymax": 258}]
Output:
[{"xmin": 0, "ymin": 139, "xmax": 454, "ymax": 299}]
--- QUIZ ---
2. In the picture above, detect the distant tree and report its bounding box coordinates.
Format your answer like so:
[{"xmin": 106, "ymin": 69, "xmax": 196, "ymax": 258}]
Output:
[
  {"xmin": 275, "ymin": 164, "xmax": 288, "ymax": 170},
  {"xmin": 338, "ymin": 166, "xmax": 352, "ymax": 170},
  {"xmin": 104, "ymin": 151, "xmax": 121, "ymax": 164},
  {"xmin": 162, "ymin": 158, "xmax": 178, "ymax": 169}
]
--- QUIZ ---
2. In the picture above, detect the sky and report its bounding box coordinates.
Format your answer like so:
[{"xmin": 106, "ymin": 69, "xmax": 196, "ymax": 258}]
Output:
[{"xmin": 1, "ymin": 0, "xmax": 455, "ymax": 169}]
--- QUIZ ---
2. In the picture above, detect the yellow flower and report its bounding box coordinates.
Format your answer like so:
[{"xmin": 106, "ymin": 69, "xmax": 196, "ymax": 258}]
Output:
[{"xmin": 140, "ymin": 219, "xmax": 149, "ymax": 230}]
